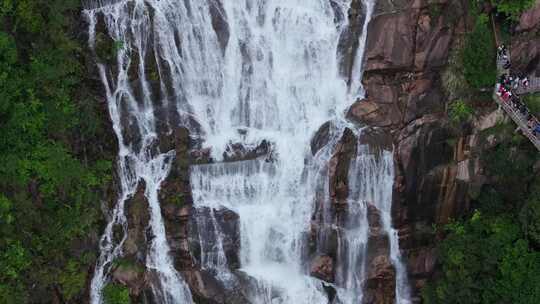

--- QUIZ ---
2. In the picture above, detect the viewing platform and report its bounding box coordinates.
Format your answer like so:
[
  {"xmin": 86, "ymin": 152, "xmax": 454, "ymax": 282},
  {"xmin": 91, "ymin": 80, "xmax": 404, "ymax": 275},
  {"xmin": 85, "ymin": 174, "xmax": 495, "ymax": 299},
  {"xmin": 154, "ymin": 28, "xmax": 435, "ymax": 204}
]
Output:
[{"xmin": 495, "ymin": 55, "xmax": 540, "ymax": 151}]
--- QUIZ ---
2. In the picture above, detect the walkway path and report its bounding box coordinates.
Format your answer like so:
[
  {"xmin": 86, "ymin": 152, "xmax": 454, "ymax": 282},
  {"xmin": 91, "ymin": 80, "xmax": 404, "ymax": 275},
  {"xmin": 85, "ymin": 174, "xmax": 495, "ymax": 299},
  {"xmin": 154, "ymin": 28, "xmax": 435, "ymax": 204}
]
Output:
[{"xmin": 494, "ymin": 54, "xmax": 540, "ymax": 151}]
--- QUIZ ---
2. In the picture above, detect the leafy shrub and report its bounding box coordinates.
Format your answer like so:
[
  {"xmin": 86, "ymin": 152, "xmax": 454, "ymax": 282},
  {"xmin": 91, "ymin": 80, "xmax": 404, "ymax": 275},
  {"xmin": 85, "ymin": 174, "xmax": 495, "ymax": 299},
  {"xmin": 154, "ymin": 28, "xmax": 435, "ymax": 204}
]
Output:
[
  {"xmin": 448, "ymin": 100, "xmax": 473, "ymax": 123},
  {"xmin": 103, "ymin": 283, "xmax": 131, "ymax": 304},
  {"xmin": 58, "ymin": 260, "xmax": 88, "ymax": 301}
]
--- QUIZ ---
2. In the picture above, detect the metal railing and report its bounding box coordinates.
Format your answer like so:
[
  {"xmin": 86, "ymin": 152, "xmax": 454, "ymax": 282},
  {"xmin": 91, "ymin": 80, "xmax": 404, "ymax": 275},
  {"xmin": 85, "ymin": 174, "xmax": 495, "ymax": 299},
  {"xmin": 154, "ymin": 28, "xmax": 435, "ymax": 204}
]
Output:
[
  {"xmin": 495, "ymin": 51, "xmax": 540, "ymax": 151},
  {"xmin": 492, "ymin": 91, "xmax": 540, "ymax": 150},
  {"xmin": 515, "ymin": 76, "xmax": 540, "ymax": 95}
]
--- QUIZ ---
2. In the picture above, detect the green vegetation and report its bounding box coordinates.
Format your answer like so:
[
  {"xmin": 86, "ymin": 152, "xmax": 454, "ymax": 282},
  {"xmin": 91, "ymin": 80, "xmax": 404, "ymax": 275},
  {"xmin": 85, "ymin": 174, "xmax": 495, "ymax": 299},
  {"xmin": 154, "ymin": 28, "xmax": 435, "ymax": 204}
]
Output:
[
  {"xmin": 423, "ymin": 138, "xmax": 540, "ymax": 304},
  {"xmin": 493, "ymin": 0, "xmax": 536, "ymax": 20},
  {"xmin": 462, "ymin": 14, "xmax": 497, "ymax": 89},
  {"xmin": 523, "ymin": 93, "xmax": 540, "ymax": 116},
  {"xmin": 112, "ymin": 258, "xmax": 145, "ymax": 274},
  {"xmin": 103, "ymin": 283, "xmax": 131, "ymax": 304},
  {"xmin": 0, "ymin": 0, "xmax": 113, "ymax": 302},
  {"xmin": 470, "ymin": 0, "xmax": 536, "ymax": 21},
  {"xmin": 448, "ymin": 100, "xmax": 474, "ymax": 123}
]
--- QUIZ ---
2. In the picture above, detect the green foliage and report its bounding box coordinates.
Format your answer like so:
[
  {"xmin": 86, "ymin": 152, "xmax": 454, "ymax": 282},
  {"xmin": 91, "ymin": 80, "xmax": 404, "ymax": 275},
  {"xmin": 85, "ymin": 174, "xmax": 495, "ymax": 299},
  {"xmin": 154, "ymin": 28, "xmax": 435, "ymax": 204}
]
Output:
[
  {"xmin": 0, "ymin": 0, "xmax": 113, "ymax": 302},
  {"xmin": 470, "ymin": 0, "xmax": 535, "ymax": 21},
  {"xmin": 58, "ymin": 260, "xmax": 89, "ymax": 301},
  {"xmin": 482, "ymin": 143, "xmax": 536, "ymax": 200},
  {"xmin": 112, "ymin": 258, "xmax": 145, "ymax": 274},
  {"xmin": 448, "ymin": 100, "xmax": 473, "ymax": 123},
  {"xmin": 523, "ymin": 93, "xmax": 540, "ymax": 116},
  {"xmin": 493, "ymin": 0, "xmax": 536, "ymax": 20},
  {"xmin": 424, "ymin": 207, "xmax": 540, "ymax": 303},
  {"xmin": 520, "ymin": 181, "xmax": 540, "ymax": 248},
  {"xmin": 103, "ymin": 283, "xmax": 131, "ymax": 304},
  {"xmin": 461, "ymin": 14, "xmax": 497, "ymax": 89}
]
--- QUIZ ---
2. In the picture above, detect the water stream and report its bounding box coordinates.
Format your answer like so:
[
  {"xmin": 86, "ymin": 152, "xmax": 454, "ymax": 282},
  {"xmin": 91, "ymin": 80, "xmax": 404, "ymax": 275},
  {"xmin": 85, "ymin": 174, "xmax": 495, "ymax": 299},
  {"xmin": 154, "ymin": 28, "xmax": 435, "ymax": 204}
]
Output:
[{"xmin": 84, "ymin": 0, "xmax": 410, "ymax": 303}]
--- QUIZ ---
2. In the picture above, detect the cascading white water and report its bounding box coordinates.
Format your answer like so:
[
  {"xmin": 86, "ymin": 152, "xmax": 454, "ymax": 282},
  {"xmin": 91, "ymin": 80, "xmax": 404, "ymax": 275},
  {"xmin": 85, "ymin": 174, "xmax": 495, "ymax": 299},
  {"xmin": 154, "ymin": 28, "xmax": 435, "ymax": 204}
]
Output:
[
  {"xmin": 340, "ymin": 145, "xmax": 412, "ymax": 304},
  {"xmin": 84, "ymin": 1, "xmax": 195, "ymax": 303},
  {"xmin": 84, "ymin": 0, "xmax": 412, "ymax": 303}
]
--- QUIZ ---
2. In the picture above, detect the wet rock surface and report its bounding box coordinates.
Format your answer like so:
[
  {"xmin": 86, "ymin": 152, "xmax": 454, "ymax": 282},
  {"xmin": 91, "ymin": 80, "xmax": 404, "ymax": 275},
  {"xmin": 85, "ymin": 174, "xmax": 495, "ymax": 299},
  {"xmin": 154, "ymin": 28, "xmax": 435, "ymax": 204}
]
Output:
[
  {"xmin": 363, "ymin": 205, "xmax": 396, "ymax": 304},
  {"xmin": 337, "ymin": 0, "xmax": 366, "ymax": 83},
  {"xmin": 310, "ymin": 255, "xmax": 335, "ymax": 283},
  {"xmin": 188, "ymin": 206, "xmax": 241, "ymax": 270},
  {"xmin": 122, "ymin": 183, "xmax": 151, "ymax": 262},
  {"xmin": 328, "ymin": 128, "xmax": 358, "ymax": 208},
  {"xmin": 311, "ymin": 122, "xmax": 332, "ymax": 156}
]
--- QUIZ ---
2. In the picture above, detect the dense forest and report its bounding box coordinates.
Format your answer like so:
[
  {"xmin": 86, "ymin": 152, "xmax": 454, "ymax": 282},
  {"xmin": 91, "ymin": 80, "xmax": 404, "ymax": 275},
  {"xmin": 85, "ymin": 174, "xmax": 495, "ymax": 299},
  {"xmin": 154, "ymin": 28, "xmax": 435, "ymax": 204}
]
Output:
[
  {"xmin": 0, "ymin": 0, "xmax": 114, "ymax": 302},
  {"xmin": 0, "ymin": 0, "xmax": 539, "ymax": 303}
]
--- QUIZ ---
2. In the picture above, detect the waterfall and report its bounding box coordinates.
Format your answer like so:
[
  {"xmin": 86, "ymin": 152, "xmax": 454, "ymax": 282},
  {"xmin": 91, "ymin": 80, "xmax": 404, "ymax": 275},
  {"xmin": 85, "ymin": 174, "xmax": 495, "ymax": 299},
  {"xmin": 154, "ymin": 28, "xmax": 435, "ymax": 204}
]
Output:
[
  {"xmin": 84, "ymin": 1, "xmax": 195, "ymax": 303},
  {"xmin": 339, "ymin": 145, "xmax": 412, "ymax": 304},
  {"xmin": 84, "ymin": 0, "xmax": 411, "ymax": 303}
]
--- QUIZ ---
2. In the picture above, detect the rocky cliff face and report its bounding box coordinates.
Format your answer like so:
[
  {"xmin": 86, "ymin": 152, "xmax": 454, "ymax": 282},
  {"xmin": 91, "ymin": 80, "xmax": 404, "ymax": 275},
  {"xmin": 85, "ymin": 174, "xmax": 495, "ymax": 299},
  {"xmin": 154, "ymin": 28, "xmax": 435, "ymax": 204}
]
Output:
[
  {"xmin": 512, "ymin": 1, "xmax": 540, "ymax": 76},
  {"xmin": 345, "ymin": 0, "xmax": 540, "ymax": 302}
]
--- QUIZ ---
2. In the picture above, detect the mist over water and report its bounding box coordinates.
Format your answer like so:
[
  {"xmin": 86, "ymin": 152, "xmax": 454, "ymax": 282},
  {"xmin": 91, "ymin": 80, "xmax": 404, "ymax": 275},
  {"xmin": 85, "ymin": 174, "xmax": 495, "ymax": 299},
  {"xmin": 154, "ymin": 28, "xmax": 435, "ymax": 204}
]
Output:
[{"xmin": 84, "ymin": 0, "xmax": 410, "ymax": 303}]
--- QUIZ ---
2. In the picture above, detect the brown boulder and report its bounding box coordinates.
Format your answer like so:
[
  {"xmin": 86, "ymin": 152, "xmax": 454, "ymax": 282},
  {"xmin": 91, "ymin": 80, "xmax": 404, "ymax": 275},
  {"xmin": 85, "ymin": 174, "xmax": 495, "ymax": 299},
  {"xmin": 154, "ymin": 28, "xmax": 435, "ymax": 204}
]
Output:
[
  {"xmin": 347, "ymin": 99, "xmax": 402, "ymax": 128},
  {"xmin": 364, "ymin": 255, "xmax": 396, "ymax": 304},
  {"xmin": 310, "ymin": 255, "xmax": 335, "ymax": 283},
  {"xmin": 111, "ymin": 261, "xmax": 146, "ymax": 296}
]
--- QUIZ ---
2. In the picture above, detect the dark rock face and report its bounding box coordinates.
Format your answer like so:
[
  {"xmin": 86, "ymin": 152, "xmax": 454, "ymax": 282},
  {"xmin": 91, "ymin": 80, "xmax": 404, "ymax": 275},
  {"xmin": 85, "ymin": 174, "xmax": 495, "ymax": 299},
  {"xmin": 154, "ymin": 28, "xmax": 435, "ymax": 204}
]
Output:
[
  {"xmin": 351, "ymin": 1, "xmax": 497, "ymax": 302},
  {"xmin": 156, "ymin": 126, "xmax": 247, "ymax": 303},
  {"xmin": 223, "ymin": 140, "xmax": 273, "ymax": 163},
  {"xmin": 358, "ymin": 128, "xmax": 393, "ymax": 154},
  {"xmin": 188, "ymin": 206, "xmax": 241, "ymax": 270},
  {"xmin": 123, "ymin": 183, "xmax": 151, "ymax": 262},
  {"xmin": 209, "ymin": 0, "xmax": 230, "ymax": 54},
  {"xmin": 328, "ymin": 128, "xmax": 358, "ymax": 208},
  {"xmin": 394, "ymin": 115, "xmax": 464, "ymax": 229},
  {"xmin": 157, "ymin": 127, "xmax": 196, "ymax": 274},
  {"xmin": 512, "ymin": 2, "xmax": 540, "ymax": 76},
  {"xmin": 338, "ymin": 0, "xmax": 366, "ymax": 83},
  {"xmin": 347, "ymin": 72, "xmax": 445, "ymax": 129},
  {"xmin": 311, "ymin": 122, "xmax": 331, "ymax": 156}
]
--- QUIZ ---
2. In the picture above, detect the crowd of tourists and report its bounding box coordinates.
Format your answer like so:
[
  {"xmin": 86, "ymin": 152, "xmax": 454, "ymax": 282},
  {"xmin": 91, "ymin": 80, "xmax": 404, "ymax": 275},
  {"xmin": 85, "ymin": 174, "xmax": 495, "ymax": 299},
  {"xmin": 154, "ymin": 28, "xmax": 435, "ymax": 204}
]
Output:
[{"xmin": 496, "ymin": 45, "xmax": 540, "ymax": 138}]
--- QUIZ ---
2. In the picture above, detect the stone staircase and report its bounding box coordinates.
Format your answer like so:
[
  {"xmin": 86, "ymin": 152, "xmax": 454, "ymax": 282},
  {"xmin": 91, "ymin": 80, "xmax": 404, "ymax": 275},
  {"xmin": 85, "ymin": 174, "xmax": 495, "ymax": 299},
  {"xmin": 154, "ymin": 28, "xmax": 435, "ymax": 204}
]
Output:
[{"xmin": 494, "ymin": 54, "xmax": 540, "ymax": 151}]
